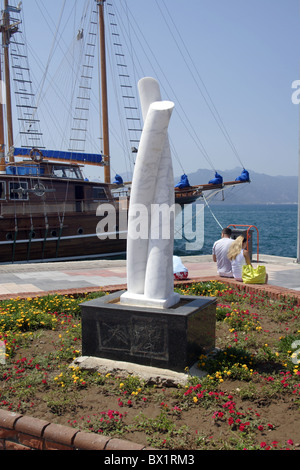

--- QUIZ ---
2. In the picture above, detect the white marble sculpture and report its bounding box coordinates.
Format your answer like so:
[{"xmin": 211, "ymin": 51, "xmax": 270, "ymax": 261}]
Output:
[{"xmin": 120, "ymin": 77, "xmax": 180, "ymax": 309}]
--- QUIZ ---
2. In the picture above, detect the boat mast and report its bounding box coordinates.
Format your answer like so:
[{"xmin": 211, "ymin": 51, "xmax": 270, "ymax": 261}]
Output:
[
  {"xmin": 97, "ymin": 0, "xmax": 110, "ymax": 184},
  {"xmin": 297, "ymin": 90, "xmax": 300, "ymax": 263},
  {"xmin": 0, "ymin": 37, "xmax": 5, "ymax": 173},
  {"xmin": 1, "ymin": 0, "xmax": 16, "ymax": 162}
]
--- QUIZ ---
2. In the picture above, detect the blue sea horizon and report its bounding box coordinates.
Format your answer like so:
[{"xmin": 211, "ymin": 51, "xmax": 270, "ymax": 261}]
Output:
[{"xmin": 174, "ymin": 203, "xmax": 298, "ymax": 259}]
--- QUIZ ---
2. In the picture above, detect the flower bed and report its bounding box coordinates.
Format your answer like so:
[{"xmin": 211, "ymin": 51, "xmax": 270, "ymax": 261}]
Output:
[{"xmin": 0, "ymin": 282, "xmax": 299, "ymax": 450}]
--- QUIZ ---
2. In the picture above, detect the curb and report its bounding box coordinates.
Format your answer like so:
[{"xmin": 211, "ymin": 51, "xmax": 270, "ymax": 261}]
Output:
[
  {"xmin": 0, "ymin": 409, "xmax": 155, "ymax": 451},
  {"xmin": 0, "ymin": 277, "xmax": 299, "ymax": 304},
  {"xmin": 189, "ymin": 276, "xmax": 300, "ymax": 304}
]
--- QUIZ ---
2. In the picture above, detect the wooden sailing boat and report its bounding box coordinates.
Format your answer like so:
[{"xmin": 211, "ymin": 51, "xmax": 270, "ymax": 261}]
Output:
[
  {"xmin": 0, "ymin": 1, "xmax": 249, "ymax": 264},
  {"xmin": 0, "ymin": 0, "xmax": 126, "ymax": 263}
]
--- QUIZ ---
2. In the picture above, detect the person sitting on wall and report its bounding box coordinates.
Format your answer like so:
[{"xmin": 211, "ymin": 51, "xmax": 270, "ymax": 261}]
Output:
[
  {"xmin": 227, "ymin": 235, "xmax": 251, "ymax": 281},
  {"xmin": 212, "ymin": 227, "xmax": 234, "ymax": 278}
]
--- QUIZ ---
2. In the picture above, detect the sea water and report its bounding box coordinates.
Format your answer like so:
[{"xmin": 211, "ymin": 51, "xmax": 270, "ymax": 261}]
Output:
[{"xmin": 174, "ymin": 203, "xmax": 298, "ymax": 259}]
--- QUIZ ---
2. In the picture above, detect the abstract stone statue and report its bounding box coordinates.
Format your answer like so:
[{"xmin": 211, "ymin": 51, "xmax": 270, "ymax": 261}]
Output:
[
  {"xmin": 81, "ymin": 77, "xmax": 217, "ymax": 371},
  {"xmin": 120, "ymin": 77, "xmax": 180, "ymax": 308}
]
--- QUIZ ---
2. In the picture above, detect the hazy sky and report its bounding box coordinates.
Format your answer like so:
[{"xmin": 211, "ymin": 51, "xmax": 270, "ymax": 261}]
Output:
[{"xmin": 6, "ymin": 0, "xmax": 300, "ymax": 179}]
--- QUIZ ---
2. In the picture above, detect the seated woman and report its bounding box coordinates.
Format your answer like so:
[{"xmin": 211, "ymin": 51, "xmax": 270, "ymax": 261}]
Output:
[{"xmin": 227, "ymin": 236, "xmax": 251, "ymax": 281}]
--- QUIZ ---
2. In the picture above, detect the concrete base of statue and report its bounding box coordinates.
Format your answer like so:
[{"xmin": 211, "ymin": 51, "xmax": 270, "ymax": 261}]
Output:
[
  {"xmin": 120, "ymin": 290, "xmax": 180, "ymax": 310},
  {"xmin": 80, "ymin": 291, "xmax": 217, "ymax": 373}
]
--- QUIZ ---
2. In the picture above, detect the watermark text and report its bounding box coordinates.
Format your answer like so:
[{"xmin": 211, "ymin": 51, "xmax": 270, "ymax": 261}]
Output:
[
  {"xmin": 291, "ymin": 80, "xmax": 300, "ymax": 104},
  {"xmin": 96, "ymin": 201, "xmax": 204, "ymax": 252},
  {"xmin": 0, "ymin": 340, "xmax": 6, "ymax": 365}
]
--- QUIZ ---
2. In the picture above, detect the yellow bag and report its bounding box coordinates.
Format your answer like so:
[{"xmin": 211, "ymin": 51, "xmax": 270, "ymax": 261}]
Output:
[{"xmin": 242, "ymin": 265, "xmax": 266, "ymax": 284}]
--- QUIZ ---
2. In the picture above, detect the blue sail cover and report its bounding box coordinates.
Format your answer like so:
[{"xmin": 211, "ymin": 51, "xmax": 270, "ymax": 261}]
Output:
[
  {"xmin": 113, "ymin": 174, "xmax": 123, "ymax": 184},
  {"xmin": 208, "ymin": 172, "xmax": 223, "ymax": 184},
  {"xmin": 13, "ymin": 148, "xmax": 104, "ymax": 165},
  {"xmin": 175, "ymin": 174, "xmax": 190, "ymax": 189},
  {"xmin": 235, "ymin": 168, "xmax": 250, "ymax": 182}
]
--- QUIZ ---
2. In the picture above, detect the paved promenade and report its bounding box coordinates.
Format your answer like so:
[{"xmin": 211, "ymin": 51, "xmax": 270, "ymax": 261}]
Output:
[{"xmin": 0, "ymin": 253, "xmax": 298, "ymax": 300}]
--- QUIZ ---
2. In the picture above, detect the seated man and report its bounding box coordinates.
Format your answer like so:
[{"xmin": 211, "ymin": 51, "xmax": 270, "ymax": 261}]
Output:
[{"xmin": 212, "ymin": 228, "xmax": 234, "ymax": 278}]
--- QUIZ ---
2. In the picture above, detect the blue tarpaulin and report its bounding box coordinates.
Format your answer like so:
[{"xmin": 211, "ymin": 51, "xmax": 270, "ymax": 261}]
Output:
[
  {"xmin": 235, "ymin": 169, "xmax": 250, "ymax": 182},
  {"xmin": 175, "ymin": 174, "xmax": 190, "ymax": 189},
  {"xmin": 113, "ymin": 174, "xmax": 123, "ymax": 184},
  {"xmin": 208, "ymin": 172, "xmax": 223, "ymax": 184}
]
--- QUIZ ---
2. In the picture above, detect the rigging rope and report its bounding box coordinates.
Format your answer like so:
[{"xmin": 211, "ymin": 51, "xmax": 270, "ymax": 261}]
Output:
[
  {"xmin": 33, "ymin": 0, "xmax": 67, "ymax": 122},
  {"xmin": 109, "ymin": 1, "xmax": 186, "ymax": 176},
  {"xmin": 202, "ymin": 193, "xmax": 223, "ymax": 230},
  {"xmin": 174, "ymin": 185, "xmax": 229, "ymax": 239},
  {"xmin": 105, "ymin": 2, "xmax": 142, "ymax": 176},
  {"xmin": 157, "ymin": 0, "xmax": 245, "ymax": 170},
  {"xmin": 118, "ymin": 1, "xmax": 216, "ymax": 173}
]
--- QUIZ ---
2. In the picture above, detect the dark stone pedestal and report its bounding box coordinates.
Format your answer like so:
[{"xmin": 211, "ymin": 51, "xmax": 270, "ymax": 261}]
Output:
[{"xmin": 80, "ymin": 291, "xmax": 216, "ymax": 373}]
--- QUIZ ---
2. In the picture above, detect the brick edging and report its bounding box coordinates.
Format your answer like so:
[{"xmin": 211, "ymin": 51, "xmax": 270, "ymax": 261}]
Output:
[
  {"xmin": 0, "ymin": 277, "xmax": 299, "ymax": 304},
  {"xmin": 0, "ymin": 409, "xmax": 154, "ymax": 451},
  {"xmin": 190, "ymin": 276, "xmax": 300, "ymax": 304}
]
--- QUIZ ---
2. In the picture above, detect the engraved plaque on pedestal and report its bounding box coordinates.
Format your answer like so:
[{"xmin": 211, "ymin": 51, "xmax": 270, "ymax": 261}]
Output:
[{"xmin": 81, "ymin": 291, "xmax": 216, "ymax": 372}]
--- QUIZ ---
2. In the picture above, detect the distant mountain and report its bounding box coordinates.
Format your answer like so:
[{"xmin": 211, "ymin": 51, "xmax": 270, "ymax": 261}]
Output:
[
  {"xmin": 175, "ymin": 168, "xmax": 298, "ymax": 204},
  {"xmin": 113, "ymin": 167, "xmax": 297, "ymax": 204}
]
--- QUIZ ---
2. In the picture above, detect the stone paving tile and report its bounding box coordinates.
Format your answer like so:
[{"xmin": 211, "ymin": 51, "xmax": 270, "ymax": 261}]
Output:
[
  {"xmin": 16, "ymin": 272, "xmax": 71, "ymax": 280},
  {"xmin": 0, "ymin": 283, "xmax": 43, "ymax": 295},
  {"xmin": 62, "ymin": 270, "xmax": 103, "ymax": 276},
  {"xmin": 267, "ymin": 269, "xmax": 300, "ymax": 291},
  {"xmin": 63, "ymin": 269, "xmax": 126, "ymax": 278},
  {"xmin": 0, "ymin": 255, "xmax": 298, "ymax": 298}
]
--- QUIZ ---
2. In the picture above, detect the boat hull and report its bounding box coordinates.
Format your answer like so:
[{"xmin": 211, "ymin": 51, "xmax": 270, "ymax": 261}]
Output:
[
  {"xmin": 0, "ymin": 213, "xmax": 126, "ymax": 263},
  {"xmin": 0, "ymin": 167, "xmax": 127, "ymax": 263}
]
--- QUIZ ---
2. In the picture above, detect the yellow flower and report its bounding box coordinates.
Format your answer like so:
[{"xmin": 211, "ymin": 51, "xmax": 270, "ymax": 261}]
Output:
[{"xmin": 193, "ymin": 396, "xmax": 198, "ymax": 403}]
